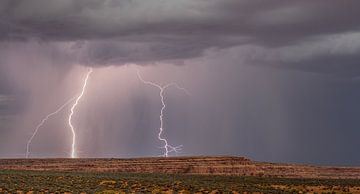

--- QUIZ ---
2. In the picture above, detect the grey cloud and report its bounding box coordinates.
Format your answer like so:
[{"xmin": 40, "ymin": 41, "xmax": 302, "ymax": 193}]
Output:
[
  {"xmin": 1, "ymin": 0, "xmax": 360, "ymax": 70},
  {"xmin": 257, "ymin": 32, "xmax": 360, "ymax": 76},
  {"xmin": 3, "ymin": 1, "xmax": 360, "ymax": 164},
  {"xmin": 201, "ymin": 32, "xmax": 360, "ymax": 77}
]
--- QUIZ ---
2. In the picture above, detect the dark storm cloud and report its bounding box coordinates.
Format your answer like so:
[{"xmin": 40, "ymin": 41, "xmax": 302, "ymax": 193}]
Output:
[
  {"xmin": 2, "ymin": 1, "xmax": 360, "ymax": 165},
  {"xmin": 1, "ymin": 0, "xmax": 360, "ymax": 72}
]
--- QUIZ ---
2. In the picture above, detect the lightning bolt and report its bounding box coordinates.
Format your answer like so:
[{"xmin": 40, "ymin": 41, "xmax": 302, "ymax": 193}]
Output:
[
  {"xmin": 136, "ymin": 69, "xmax": 190, "ymax": 157},
  {"xmin": 68, "ymin": 68, "xmax": 93, "ymax": 158},
  {"xmin": 25, "ymin": 97, "xmax": 76, "ymax": 158}
]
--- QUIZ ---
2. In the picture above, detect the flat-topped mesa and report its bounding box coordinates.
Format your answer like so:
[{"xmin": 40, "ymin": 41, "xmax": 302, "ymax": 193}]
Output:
[
  {"xmin": 0, "ymin": 156, "xmax": 252, "ymax": 172},
  {"xmin": 0, "ymin": 156, "xmax": 248, "ymax": 174},
  {"xmin": 1, "ymin": 156, "xmax": 360, "ymax": 179}
]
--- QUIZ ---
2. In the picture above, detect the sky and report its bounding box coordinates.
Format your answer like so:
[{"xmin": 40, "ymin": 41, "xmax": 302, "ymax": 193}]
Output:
[{"xmin": 1, "ymin": 0, "xmax": 360, "ymax": 166}]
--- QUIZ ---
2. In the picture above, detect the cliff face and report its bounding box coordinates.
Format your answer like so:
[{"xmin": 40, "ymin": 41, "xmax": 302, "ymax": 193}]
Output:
[{"xmin": 0, "ymin": 156, "xmax": 359, "ymax": 179}]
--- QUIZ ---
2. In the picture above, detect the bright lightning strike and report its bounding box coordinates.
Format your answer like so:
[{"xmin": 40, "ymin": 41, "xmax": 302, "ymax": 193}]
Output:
[
  {"xmin": 68, "ymin": 68, "xmax": 93, "ymax": 158},
  {"xmin": 136, "ymin": 69, "xmax": 190, "ymax": 157},
  {"xmin": 25, "ymin": 97, "xmax": 76, "ymax": 158}
]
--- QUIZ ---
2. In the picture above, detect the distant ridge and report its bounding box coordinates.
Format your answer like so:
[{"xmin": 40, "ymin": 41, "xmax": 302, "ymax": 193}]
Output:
[{"xmin": 1, "ymin": 156, "xmax": 360, "ymax": 179}]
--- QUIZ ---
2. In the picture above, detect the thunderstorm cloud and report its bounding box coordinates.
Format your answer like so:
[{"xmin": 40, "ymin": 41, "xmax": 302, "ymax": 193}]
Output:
[
  {"xmin": 0, "ymin": 0, "xmax": 359, "ymax": 73},
  {"xmin": 1, "ymin": 0, "xmax": 360, "ymax": 165}
]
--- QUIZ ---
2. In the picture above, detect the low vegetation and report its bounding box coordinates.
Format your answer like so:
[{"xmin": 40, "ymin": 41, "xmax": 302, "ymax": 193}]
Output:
[{"xmin": 1, "ymin": 170, "xmax": 360, "ymax": 193}]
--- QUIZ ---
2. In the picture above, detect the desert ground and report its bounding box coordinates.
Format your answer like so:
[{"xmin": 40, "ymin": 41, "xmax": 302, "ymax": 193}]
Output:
[{"xmin": 0, "ymin": 156, "xmax": 360, "ymax": 193}]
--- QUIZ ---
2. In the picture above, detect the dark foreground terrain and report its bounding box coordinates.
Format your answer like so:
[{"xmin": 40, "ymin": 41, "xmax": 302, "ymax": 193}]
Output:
[{"xmin": 0, "ymin": 156, "xmax": 360, "ymax": 193}]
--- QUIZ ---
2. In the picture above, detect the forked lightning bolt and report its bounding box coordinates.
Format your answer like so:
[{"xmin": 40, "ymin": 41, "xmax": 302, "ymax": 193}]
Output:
[
  {"xmin": 69, "ymin": 68, "xmax": 93, "ymax": 158},
  {"xmin": 136, "ymin": 69, "xmax": 190, "ymax": 157},
  {"xmin": 25, "ymin": 97, "xmax": 75, "ymax": 158}
]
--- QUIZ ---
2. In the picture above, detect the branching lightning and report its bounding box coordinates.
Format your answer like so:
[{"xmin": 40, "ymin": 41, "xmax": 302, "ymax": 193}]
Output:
[
  {"xmin": 26, "ymin": 67, "xmax": 185, "ymax": 158},
  {"xmin": 68, "ymin": 68, "xmax": 93, "ymax": 158},
  {"xmin": 25, "ymin": 97, "xmax": 76, "ymax": 158},
  {"xmin": 136, "ymin": 69, "xmax": 190, "ymax": 157}
]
